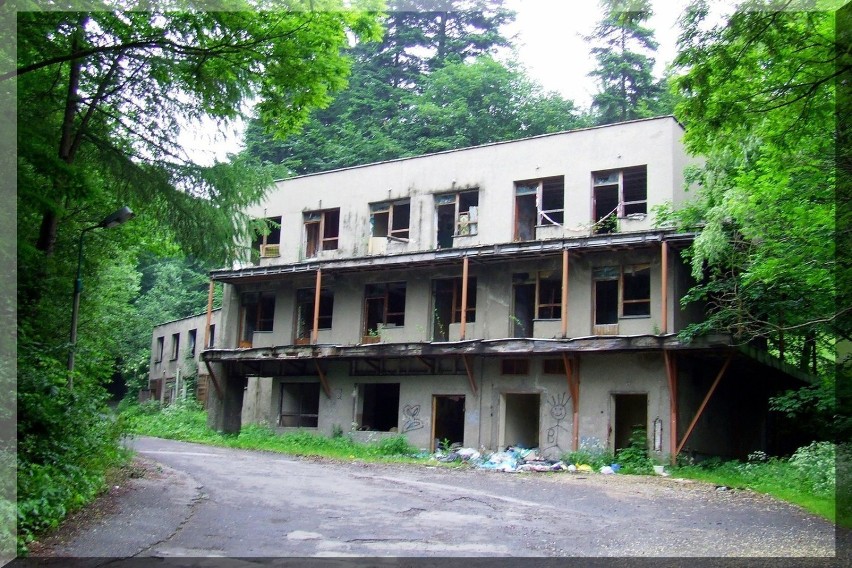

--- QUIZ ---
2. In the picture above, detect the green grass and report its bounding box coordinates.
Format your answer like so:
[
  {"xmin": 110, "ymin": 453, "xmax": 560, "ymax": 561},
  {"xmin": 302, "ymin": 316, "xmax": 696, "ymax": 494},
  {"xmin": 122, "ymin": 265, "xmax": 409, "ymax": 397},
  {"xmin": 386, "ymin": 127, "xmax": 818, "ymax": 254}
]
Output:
[
  {"xmin": 122, "ymin": 399, "xmax": 421, "ymax": 462},
  {"xmin": 671, "ymin": 444, "xmax": 847, "ymax": 527}
]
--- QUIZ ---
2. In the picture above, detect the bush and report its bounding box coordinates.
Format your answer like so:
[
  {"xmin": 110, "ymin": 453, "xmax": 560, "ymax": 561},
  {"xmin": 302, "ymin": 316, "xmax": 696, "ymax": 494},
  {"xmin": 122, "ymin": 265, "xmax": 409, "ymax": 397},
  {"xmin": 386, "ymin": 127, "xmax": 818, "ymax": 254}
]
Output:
[
  {"xmin": 373, "ymin": 435, "xmax": 417, "ymax": 456},
  {"xmin": 562, "ymin": 449, "xmax": 615, "ymax": 470},
  {"xmin": 788, "ymin": 441, "xmax": 835, "ymax": 497},
  {"xmin": 615, "ymin": 427, "xmax": 654, "ymax": 475}
]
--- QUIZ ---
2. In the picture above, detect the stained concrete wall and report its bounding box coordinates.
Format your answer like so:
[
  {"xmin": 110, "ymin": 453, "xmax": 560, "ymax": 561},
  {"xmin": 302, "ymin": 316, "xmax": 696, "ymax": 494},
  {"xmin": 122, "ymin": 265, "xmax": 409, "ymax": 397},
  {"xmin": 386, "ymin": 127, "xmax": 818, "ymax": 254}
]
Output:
[
  {"xmin": 149, "ymin": 309, "xmax": 220, "ymax": 399},
  {"xmin": 239, "ymin": 352, "xmax": 671, "ymax": 459},
  {"xmin": 246, "ymin": 117, "xmax": 694, "ymax": 265}
]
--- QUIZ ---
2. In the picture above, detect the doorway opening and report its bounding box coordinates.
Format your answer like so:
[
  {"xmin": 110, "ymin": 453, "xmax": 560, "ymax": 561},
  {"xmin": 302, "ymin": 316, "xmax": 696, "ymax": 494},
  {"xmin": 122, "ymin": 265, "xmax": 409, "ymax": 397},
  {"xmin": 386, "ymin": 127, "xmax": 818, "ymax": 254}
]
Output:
[
  {"xmin": 357, "ymin": 383, "xmax": 400, "ymax": 432},
  {"xmin": 512, "ymin": 278, "xmax": 535, "ymax": 338},
  {"xmin": 432, "ymin": 395, "xmax": 465, "ymax": 450},
  {"xmin": 612, "ymin": 393, "xmax": 648, "ymax": 452},
  {"xmin": 502, "ymin": 393, "xmax": 540, "ymax": 448}
]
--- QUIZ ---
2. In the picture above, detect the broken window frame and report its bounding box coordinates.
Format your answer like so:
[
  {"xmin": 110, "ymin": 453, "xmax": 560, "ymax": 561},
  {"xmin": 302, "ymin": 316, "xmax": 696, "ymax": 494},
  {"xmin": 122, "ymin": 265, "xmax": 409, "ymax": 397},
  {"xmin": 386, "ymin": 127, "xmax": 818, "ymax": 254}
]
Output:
[
  {"xmin": 501, "ymin": 358, "xmax": 530, "ymax": 375},
  {"xmin": 542, "ymin": 358, "xmax": 566, "ymax": 374},
  {"xmin": 514, "ymin": 176, "xmax": 565, "ymax": 240},
  {"xmin": 364, "ymin": 282, "xmax": 407, "ymax": 334},
  {"xmin": 536, "ymin": 275, "xmax": 562, "ymax": 320},
  {"xmin": 592, "ymin": 264, "xmax": 651, "ymax": 324},
  {"xmin": 592, "ymin": 166, "xmax": 647, "ymax": 234},
  {"xmin": 303, "ymin": 209, "xmax": 340, "ymax": 258},
  {"xmin": 356, "ymin": 382, "xmax": 400, "ymax": 432},
  {"xmin": 239, "ymin": 291, "xmax": 276, "ymax": 345},
  {"xmin": 278, "ymin": 382, "xmax": 320, "ymax": 428},
  {"xmin": 370, "ymin": 200, "xmax": 410, "ymax": 240},
  {"xmin": 295, "ymin": 287, "xmax": 334, "ymax": 340},
  {"xmin": 435, "ymin": 190, "xmax": 479, "ymax": 241},
  {"xmin": 251, "ymin": 215, "xmax": 282, "ymax": 260}
]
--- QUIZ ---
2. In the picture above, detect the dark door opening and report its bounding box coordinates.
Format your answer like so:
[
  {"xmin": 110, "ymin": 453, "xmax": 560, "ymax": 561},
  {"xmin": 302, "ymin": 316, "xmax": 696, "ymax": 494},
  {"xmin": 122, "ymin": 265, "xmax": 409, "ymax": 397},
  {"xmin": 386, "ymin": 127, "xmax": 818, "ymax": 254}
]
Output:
[
  {"xmin": 436, "ymin": 203, "xmax": 455, "ymax": 249},
  {"xmin": 433, "ymin": 395, "xmax": 465, "ymax": 450},
  {"xmin": 515, "ymin": 193, "xmax": 537, "ymax": 241},
  {"xmin": 594, "ymin": 185, "xmax": 619, "ymax": 234},
  {"xmin": 432, "ymin": 280, "xmax": 454, "ymax": 341},
  {"xmin": 503, "ymin": 393, "xmax": 540, "ymax": 448},
  {"xmin": 512, "ymin": 281, "xmax": 535, "ymax": 337},
  {"xmin": 613, "ymin": 393, "xmax": 648, "ymax": 452},
  {"xmin": 358, "ymin": 383, "xmax": 400, "ymax": 432}
]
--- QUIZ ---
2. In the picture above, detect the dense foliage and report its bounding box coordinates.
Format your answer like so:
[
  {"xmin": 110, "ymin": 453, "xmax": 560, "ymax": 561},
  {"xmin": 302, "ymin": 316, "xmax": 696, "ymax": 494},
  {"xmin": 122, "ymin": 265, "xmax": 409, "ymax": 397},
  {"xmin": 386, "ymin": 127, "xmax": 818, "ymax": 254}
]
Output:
[
  {"xmin": 13, "ymin": 6, "xmax": 382, "ymax": 554},
  {"xmin": 671, "ymin": 1, "xmax": 847, "ymax": 439}
]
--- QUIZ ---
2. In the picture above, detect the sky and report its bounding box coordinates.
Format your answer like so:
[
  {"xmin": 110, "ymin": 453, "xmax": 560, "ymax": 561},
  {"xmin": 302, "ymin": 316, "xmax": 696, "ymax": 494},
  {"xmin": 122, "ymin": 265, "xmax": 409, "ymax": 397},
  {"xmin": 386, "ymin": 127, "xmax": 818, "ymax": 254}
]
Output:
[
  {"xmin": 503, "ymin": 0, "xmax": 684, "ymax": 108},
  {"xmin": 185, "ymin": 1, "xmax": 693, "ymax": 164}
]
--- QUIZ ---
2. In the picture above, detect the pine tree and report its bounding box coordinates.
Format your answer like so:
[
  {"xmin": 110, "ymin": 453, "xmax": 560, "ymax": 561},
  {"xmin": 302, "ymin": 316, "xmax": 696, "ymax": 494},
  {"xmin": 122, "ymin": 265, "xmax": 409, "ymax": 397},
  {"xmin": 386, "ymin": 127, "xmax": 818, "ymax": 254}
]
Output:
[{"xmin": 587, "ymin": 0, "xmax": 661, "ymax": 124}]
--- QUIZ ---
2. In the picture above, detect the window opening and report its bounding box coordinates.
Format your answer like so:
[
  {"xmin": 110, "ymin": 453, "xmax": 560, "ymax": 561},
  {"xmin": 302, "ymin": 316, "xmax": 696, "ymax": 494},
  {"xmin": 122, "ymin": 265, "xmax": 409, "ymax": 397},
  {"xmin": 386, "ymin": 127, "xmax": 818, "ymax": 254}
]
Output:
[
  {"xmin": 155, "ymin": 336, "xmax": 164, "ymax": 362},
  {"xmin": 435, "ymin": 190, "xmax": 479, "ymax": 248},
  {"xmin": 501, "ymin": 358, "xmax": 530, "ymax": 375},
  {"xmin": 279, "ymin": 382, "xmax": 320, "ymax": 427},
  {"xmin": 357, "ymin": 383, "xmax": 400, "ymax": 432},
  {"xmin": 433, "ymin": 395, "xmax": 465, "ymax": 450},
  {"xmin": 537, "ymin": 276, "xmax": 561, "ymax": 320},
  {"xmin": 371, "ymin": 201, "xmax": 410, "ymax": 240},
  {"xmin": 295, "ymin": 288, "xmax": 334, "ymax": 340},
  {"xmin": 170, "ymin": 333, "xmax": 180, "ymax": 360},
  {"xmin": 251, "ymin": 216, "xmax": 282, "ymax": 259},
  {"xmin": 207, "ymin": 324, "xmax": 215, "ymax": 348},
  {"xmin": 432, "ymin": 277, "xmax": 477, "ymax": 340},
  {"xmin": 543, "ymin": 358, "xmax": 566, "ymax": 374},
  {"xmin": 364, "ymin": 282, "xmax": 406, "ymax": 334},
  {"xmin": 592, "ymin": 166, "xmax": 647, "ymax": 233},
  {"xmin": 240, "ymin": 291, "xmax": 276, "ymax": 346},
  {"xmin": 593, "ymin": 267, "xmax": 619, "ymax": 325},
  {"xmin": 515, "ymin": 177, "xmax": 564, "ymax": 240},
  {"xmin": 622, "ymin": 265, "xmax": 651, "ymax": 317},
  {"xmin": 188, "ymin": 329, "xmax": 197, "ymax": 357},
  {"xmin": 304, "ymin": 209, "xmax": 339, "ymax": 258}
]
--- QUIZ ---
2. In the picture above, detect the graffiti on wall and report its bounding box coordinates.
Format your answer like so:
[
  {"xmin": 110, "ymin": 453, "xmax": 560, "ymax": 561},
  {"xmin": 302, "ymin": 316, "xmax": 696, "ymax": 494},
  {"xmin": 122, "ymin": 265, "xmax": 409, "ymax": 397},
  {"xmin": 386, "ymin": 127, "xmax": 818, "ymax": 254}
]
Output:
[
  {"xmin": 401, "ymin": 404, "xmax": 424, "ymax": 433},
  {"xmin": 544, "ymin": 392, "xmax": 571, "ymax": 454}
]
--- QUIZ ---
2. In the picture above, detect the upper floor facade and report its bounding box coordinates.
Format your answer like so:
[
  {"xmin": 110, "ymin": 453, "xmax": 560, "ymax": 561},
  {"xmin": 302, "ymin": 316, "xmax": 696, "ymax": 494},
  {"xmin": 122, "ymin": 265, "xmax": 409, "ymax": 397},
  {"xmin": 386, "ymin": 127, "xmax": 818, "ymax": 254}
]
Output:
[{"xmin": 246, "ymin": 116, "xmax": 695, "ymax": 265}]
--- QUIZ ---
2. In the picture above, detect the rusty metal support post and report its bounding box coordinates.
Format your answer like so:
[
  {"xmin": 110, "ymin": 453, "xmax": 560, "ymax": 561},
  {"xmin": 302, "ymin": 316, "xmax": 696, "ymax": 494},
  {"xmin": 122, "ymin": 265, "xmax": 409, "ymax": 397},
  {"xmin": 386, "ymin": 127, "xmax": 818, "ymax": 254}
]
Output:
[
  {"xmin": 460, "ymin": 256, "xmax": 469, "ymax": 340},
  {"xmin": 561, "ymin": 249, "xmax": 569, "ymax": 338},
  {"xmin": 312, "ymin": 269, "xmax": 322, "ymax": 344}
]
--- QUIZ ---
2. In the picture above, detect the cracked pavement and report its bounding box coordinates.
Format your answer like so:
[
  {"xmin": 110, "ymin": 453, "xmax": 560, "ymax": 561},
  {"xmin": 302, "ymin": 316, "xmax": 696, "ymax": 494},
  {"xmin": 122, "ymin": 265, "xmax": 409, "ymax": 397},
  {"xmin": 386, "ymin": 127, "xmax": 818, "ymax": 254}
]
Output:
[{"xmin": 24, "ymin": 436, "xmax": 842, "ymax": 560}]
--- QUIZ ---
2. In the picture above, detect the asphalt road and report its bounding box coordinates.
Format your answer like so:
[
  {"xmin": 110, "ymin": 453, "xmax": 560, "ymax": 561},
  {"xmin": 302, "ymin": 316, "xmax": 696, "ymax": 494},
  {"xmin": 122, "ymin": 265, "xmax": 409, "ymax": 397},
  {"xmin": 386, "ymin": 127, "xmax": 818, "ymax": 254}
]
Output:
[{"xmin": 25, "ymin": 436, "xmax": 841, "ymax": 561}]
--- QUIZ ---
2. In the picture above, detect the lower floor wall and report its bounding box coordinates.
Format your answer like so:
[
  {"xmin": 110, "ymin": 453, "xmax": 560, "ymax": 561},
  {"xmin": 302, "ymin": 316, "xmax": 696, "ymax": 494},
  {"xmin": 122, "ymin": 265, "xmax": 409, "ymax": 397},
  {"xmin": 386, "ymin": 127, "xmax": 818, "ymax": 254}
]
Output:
[{"xmin": 238, "ymin": 352, "xmax": 676, "ymax": 460}]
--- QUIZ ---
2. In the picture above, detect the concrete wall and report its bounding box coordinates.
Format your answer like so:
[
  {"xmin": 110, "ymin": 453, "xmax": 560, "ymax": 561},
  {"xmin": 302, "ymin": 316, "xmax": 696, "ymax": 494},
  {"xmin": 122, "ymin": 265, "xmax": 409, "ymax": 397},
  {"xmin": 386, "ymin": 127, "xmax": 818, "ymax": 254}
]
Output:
[
  {"xmin": 239, "ymin": 352, "xmax": 671, "ymax": 459},
  {"xmin": 149, "ymin": 309, "xmax": 220, "ymax": 401},
  {"xmin": 246, "ymin": 117, "xmax": 695, "ymax": 265}
]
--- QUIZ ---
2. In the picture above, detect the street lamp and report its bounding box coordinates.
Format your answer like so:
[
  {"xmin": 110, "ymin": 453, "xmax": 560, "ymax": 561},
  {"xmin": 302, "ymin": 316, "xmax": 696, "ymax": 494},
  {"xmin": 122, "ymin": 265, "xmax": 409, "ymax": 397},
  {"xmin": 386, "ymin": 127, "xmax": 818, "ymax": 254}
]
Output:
[{"xmin": 67, "ymin": 206, "xmax": 135, "ymax": 385}]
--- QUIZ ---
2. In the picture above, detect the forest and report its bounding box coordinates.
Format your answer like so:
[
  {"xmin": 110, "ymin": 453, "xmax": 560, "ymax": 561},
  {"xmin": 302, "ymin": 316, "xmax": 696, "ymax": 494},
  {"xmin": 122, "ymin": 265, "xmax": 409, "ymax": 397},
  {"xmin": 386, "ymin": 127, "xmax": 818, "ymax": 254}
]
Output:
[{"xmin": 5, "ymin": 0, "xmax": 848, "ymax": 556}]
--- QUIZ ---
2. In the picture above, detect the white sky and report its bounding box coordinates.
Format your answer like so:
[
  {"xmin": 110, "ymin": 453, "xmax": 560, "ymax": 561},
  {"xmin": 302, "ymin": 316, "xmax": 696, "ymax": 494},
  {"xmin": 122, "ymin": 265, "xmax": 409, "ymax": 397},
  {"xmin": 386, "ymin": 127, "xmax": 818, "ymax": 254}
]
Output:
[
  {"xmin": 503, "ymin": 0, "xmax": 685, "ymax": 108},
  {"xmin": 185, "ymin": 1, "xmax": 695, "ymax": 164}
]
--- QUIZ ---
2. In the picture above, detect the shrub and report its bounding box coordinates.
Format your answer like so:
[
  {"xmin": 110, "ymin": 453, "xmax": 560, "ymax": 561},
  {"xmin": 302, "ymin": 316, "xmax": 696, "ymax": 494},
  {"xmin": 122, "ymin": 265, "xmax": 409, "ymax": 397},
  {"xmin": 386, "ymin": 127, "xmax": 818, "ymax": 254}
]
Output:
[
  {"xmin": 788, "ymin": 441, "xmax": 835, "ymax": 497},
  {"xmin": 562, "ymin": 449, "xmax": 615, "ymax": 469},
  {"xmin": 615, "ymin": 427, "xmax": 654, "ymax": 475},
  {"xmin": 373, "ymin": 435, "xmax": 417, "ymax": 456}
]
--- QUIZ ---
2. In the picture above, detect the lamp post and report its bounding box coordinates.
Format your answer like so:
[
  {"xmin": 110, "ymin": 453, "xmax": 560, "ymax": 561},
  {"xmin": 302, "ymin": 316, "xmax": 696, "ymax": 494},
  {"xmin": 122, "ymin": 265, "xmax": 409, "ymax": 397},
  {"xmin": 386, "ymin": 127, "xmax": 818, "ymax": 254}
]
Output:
[{"xmin": 67, "ymin": 206, "xmax": 135, "ymax": 385}]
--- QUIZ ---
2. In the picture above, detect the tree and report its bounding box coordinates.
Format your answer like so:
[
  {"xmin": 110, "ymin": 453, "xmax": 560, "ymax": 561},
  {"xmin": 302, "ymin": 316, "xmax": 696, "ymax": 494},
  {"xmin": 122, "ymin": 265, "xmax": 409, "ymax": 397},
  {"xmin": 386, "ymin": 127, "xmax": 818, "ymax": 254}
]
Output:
[
  {"xmin": 671, "ymin": 1, "xmax": 847, "ymax": 436},
  {"xmin": 397, "ymin": 56, "xmax": 583, "ymax": 153},
  {"xmin": 242, "ymin": 0, "xmax": 516, "ymax": 174},
  {"xmin": 586, "ymin": 0, "xmax": 662, "ymax": 124}
]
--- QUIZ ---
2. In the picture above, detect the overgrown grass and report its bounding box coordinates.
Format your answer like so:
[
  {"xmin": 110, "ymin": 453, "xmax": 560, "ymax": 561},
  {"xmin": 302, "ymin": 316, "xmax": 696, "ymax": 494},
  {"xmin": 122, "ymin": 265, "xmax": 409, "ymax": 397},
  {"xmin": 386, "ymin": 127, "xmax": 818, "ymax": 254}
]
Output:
[
  {"xmin": 672, "ymin": 443, "xmax": 848, "ymax": 526},
  {"xmin": 122, "ymin": 399, "xmax": 420, "ymax": 462}
]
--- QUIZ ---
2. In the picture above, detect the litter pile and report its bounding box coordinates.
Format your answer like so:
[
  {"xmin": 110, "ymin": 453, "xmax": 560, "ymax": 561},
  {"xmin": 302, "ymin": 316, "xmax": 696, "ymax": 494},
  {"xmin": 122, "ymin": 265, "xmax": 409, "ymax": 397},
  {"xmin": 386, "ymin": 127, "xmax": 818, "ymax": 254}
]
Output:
[{"xmin": 433, "ymin": 446, "xmax": 569, "ymax": 473}]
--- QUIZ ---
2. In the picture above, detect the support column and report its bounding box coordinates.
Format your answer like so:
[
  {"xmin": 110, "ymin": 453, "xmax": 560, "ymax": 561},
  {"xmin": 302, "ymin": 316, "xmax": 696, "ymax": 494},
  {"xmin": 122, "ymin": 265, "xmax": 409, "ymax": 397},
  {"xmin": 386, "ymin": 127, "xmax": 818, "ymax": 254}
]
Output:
[
  {"xmin": 561, "ymin": 249, "xmax": 569, "ymax": 338},
  {"xmin": 312, "ymin": 269, "xmax": 322, "ymax": 344},
  {"xmin": 460, "ymin": 256, "xmax": 469, "ymax": 340},
  {"xmin": 661, "ymin": 240, "xmax": 669, "ymax": 334},
  {"xmin": 206, "ymin": 361, "xmax": 245, "ymax": 434},
  {"xmin": 664, "ymin": 350, "xmax": 677, "ymax": 464}
]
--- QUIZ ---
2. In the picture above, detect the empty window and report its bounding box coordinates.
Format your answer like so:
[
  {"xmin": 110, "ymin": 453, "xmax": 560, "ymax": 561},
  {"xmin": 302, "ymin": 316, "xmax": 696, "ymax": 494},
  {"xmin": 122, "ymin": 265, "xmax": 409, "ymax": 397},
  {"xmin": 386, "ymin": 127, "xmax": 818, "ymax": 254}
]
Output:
[
  {"xmin": 241, "ymin": 291, "xmax": 276, "ymax": 344},
  {"xmin": 279, "ymin": 382, "xmax": 320, "ymax": 428},
  {"xmin": 357, "ymin": 383, "xmax": 400, "ymax": 432},
  {"xmin": 433, "ymin": 277, "xmax": 477, "ymax": 330},
  {"xmin": 251, "ymin": 216, "xmax": 282, "ymax": 259},
  {"xmin": 207, "ymin": 324, "xmax": 215, "ymax": 348},
  {"xmin": 170, "ymin": 333, "xmax": 180, "ymax": 360},
  {"xmin": 155, "ymin": 336, "xmax": 164, "ymax": 362},
  {"xmin": 514, "ymin": 176, "xmax": 565, "ymax": 240},
  {"xmin": 435, "ymin": 190, "xmax": 479, "ymax": 248},
  {"xmin": 188, "ymin": 329, "xmax": 197, "ymax": 357},
  {"xmin": 304, "ymin": 209, "xmax": 339, "ymax": 258},
  {"xmin": 592, "ymin": 165, "xmax": 647, "ymax": 234},
  {"xmin": 537, "ymin": 277, "xmax": 562, "ymax": 319},
  {"xmin": 295, "ymin": 288, "xmax": 334, "ymax": 340},
  {"xmin": 593, "ymin": 265, "xmax": 651, "ymax": 325},
  {"xmin": 622, "ymin": 265, "xmax": 651, "ymax": 317},
  {"xmin": 543, "ymin": 358, "xmax": 566, "ymax": 374},
  {"xmin": 364, "ymin": 282, "xmax": 406, "ymax": 333},
  {"xmin": 371, "ymin": 201, "xmax": 410, "ymax": 240},
  {"xmin": 501, "ymin": 358, "xmax": 530, "ymax": 375}
]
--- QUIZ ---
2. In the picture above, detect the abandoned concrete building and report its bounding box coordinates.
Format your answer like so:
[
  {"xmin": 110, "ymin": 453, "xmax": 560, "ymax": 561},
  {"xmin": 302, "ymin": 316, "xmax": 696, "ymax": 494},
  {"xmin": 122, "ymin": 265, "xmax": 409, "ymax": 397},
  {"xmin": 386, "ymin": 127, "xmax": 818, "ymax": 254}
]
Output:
[{"xmin": 150, "ymin": 116, "xmax": 809, "ymax": 461}]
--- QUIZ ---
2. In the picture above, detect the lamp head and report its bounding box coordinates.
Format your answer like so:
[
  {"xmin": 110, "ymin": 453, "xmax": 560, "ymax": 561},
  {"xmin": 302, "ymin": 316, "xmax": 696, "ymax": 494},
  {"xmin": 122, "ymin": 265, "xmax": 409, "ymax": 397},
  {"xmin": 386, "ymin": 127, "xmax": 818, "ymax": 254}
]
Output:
[{"xmin": 98, "ymin": 206, "xmax": 135, "ymax": 229}]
